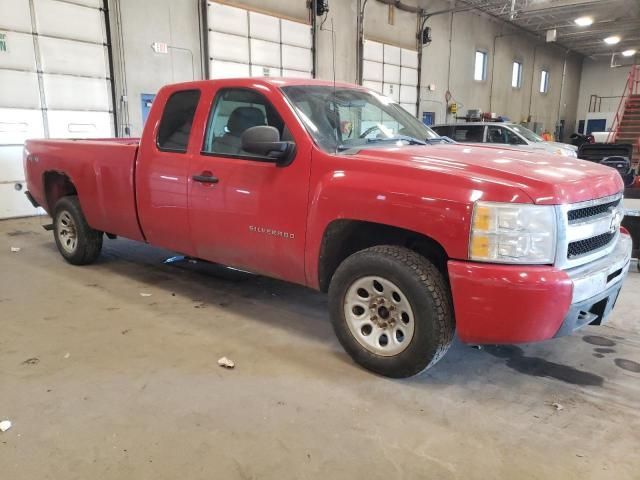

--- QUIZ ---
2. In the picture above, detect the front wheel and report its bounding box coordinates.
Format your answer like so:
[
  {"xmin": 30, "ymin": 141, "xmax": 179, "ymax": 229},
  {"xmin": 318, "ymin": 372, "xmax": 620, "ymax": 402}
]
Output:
[
  {"xmin": 328, "ymin": 246, "xmax": 454, "ymax": 378},
  {"xmin": 53, "ymin": 196, "xmax": 103, "ymax": 265}
]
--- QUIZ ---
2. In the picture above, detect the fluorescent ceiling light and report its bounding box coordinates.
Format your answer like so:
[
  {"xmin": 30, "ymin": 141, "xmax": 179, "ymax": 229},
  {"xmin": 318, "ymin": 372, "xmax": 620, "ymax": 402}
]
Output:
[
  {"xmin": 574, "ymin": 16, "xmax": 593, "ymax": 26},
  {"xmin": 604, "ymin": 36, "xmax": 621, "ymax": 45},
  {"xmin": 622, "ymin": 49, "xmax": 637, "ymax": 57}
]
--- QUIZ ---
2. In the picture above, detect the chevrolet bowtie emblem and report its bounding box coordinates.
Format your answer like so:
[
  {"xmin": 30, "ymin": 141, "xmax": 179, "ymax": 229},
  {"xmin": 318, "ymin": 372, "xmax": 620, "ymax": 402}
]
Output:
[{"xmin": 609, "ymin": 209, "xmax": 623, "ymax": 234}]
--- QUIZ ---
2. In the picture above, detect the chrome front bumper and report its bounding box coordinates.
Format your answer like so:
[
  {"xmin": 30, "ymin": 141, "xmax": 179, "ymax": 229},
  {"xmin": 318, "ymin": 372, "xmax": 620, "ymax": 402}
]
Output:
[
  {"xmin": 553, "ymin": 233, "xmax": 632, "ymax": 337},
  {"xmin": 566, "ymin": 233, "xmax": 632, "ymax": 304}
]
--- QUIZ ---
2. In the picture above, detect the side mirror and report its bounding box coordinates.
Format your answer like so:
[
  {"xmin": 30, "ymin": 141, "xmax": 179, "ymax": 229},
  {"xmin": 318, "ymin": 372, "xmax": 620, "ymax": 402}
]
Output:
[{"xmin": 241, "ymin": 125, "xmax": 295, "ymax": 167}]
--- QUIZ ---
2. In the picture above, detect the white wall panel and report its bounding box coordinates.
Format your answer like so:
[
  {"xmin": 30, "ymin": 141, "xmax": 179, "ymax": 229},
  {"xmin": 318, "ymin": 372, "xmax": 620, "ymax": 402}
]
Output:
[
  {"xmin": 400, "ymin": 66, "xmax": 418, "ymax": 86},
  {"xmin": 282, "ymin": 44, "xmax": 312, "ymax": 72},
  {"xmin": 0, "ymin": 71, "xmax": 41, "ymax": 109},
  {"xmin": 251, "ymin": 65, "xmax": 280, "ymax": 77},
  {"xmin": 47, "ymin": 110, "xmax": 112, "ymax": 138},
  {"xmin": 0, "ymin": 0, "xmax": 32, "ymax": 32},
  {"xmin": 64, "ymin": 0, "xmax": 101, "ymax": 8},
  {"xmin": 250, "ymin": 39, "xmax": 280, "ymax": 68},
  {"xmin": 363, "ymin": 40, "xmax": 383, "ymax": 62},
  {"xmin": 362, "ymin": 80, "xmax": 383, "ymax": 93},
  {"xmin": 209, "ymin": 60, "xmax": 250, "ymax": 79},
  {"xmin": 209, "ymin": 31, "xmax": 249, "ymax": 63},
  {"xmin": 281, "ymin": 69, "xmax": 311, "ymax": 79},
  {"xmin": 281, "ymin": 19, "xmax": 311, "ymax": 48},
  {"xmin": 365, "ymin": 38, "xmax": 419, "ymax": 116},
  {"xmin": 363, "ymin": 60, "xmax": 383, "ymax": 82},
  {"xmin": 208, "ymin": 2, "xmax": 312, "ymax": 80},
  {"xmin": 400, "ymin": 85, "xmax": 417, "ymax": 104},
  {"xmin": 249, "ymin": 11, "xmax": 279, "ymax": 42},
  {"xmin": 208, "ymin": 2, "xmax": 248, "ymax": 37},
  {"xmin": 43, "ymin": 75, "xmax": 110, "ymax": 111},
  {"xmin": 0, "ymin": 32, "xmax": 37, "ymax": 71},
  {"xmin": 0, "ymin": 145, "xmax": 25, "ymax": 180},
  {"xmin": 383, "ymin": 83, "xmax": 400, "ymax": 102},
  {"xmin": 383, "ymin": 64, "xmax": 400, "ymax": 84},
  {"xmin": 383, "ymin": 44, "xmax": 401, "ymax": 66},
  {"xmin": 39, "ymin": 37, "xmax": 108, "ymax": 77},
  {"xmin": 0, "ymin": 183, "xmax": 42, "ymax": 218},
  {"xmin": 0, "ymin": 108, "xmax": 44, "ymax": 144},
  {"xmin": 0, "ymin": 0, "xmax": 114, "ymax": 219},
  {"xmin": 34, "ymin": 0, "xmax": 104, "ymax": 44},
  {"xmin": 401, "ymin": 48, "xmax": 418, "ymax": 68}
]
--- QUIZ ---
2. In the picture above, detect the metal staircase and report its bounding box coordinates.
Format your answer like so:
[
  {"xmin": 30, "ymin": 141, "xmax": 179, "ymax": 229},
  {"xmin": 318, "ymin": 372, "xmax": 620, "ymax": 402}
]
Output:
[{"xmin": 608, "ymin": 65, "xmax": 640, "ymax": 166}]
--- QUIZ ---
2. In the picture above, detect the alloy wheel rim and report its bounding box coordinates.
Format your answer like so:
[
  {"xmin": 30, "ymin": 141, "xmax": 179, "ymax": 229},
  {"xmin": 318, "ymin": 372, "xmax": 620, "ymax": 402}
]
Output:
[
  {"xmin": 343, "ymin": 276, "xmax": 415, "ymax": 356},
  {"xmin": 57, "ymin": 211, "xmax": 78, "ymax": 253}
]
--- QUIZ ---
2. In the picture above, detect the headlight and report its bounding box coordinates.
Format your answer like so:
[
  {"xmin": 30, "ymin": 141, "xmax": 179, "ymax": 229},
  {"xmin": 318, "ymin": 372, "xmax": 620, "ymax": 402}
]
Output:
[{"xmin": 469, "ymin": 202, "xmax": 556, "ymax": 264}]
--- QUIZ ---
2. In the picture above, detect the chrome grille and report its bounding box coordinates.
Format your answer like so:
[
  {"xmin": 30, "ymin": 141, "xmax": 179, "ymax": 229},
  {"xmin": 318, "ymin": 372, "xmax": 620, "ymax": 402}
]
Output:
[{"xmin": 556, "ymin": 192, "xmax": 624, "ymax": 269}]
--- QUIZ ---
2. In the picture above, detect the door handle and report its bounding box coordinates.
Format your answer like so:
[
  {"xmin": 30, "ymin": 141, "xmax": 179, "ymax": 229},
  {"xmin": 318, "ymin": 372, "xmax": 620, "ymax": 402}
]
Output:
[{"xmin": 192, "ymin": 173, "xmax": 219, "ymax": 184}]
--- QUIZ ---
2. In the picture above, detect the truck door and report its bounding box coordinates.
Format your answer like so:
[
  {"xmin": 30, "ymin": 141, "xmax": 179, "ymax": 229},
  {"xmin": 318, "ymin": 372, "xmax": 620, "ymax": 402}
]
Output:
[
  {"xmin": 187, "ymin": 87, "xmax": 311, "ymax": 284},
  {"xmin": 136, "ymin": 88, "xmax": 200, "ymax": 255}
]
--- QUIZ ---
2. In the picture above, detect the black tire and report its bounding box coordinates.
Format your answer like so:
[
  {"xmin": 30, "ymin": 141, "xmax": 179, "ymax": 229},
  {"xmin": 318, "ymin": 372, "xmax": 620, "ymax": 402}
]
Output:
[
  {"xmin": 328, "ymin": 245, "xmax": 454, "ymax": 378},
  {"xmin": 53, "ymin": 195, "xmax": 103, "ymax": 265}
]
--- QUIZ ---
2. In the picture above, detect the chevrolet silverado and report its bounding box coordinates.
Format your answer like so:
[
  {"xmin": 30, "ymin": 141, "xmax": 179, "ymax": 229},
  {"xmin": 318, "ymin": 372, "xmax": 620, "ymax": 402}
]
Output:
[{"xmin": 24, "ymin": 78, "xmax": 632, "ymax": 377}]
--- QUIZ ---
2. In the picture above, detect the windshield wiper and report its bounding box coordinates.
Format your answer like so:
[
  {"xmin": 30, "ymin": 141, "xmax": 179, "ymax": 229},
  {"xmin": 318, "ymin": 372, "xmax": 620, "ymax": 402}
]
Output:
[
  {"xmin": 366, "ymin": 135, "xmax": 427, "ymax": 146},
  {"xmin": 425, "ymin": 136, "xmax": 455, "ymax": 144}
]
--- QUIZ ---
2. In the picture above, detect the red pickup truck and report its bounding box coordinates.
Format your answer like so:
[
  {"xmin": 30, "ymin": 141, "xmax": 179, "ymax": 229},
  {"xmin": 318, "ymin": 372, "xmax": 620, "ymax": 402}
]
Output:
[{"xmin": 24, "ymin": 78, "xmax": 632, "ymax": 377}]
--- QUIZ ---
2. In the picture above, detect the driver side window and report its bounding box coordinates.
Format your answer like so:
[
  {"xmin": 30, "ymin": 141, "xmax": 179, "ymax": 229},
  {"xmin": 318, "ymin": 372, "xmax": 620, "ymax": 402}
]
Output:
[
  {"xmin": 504, "ymin": 128, "xmax": 525, "ymax": 145},
  {"xmin": 202, "ymin": 88, "xmax": 292, "ymax": 157},
  {"xmin": 487, "ymin": 126, "xmax": 506, "ymax": 144}
]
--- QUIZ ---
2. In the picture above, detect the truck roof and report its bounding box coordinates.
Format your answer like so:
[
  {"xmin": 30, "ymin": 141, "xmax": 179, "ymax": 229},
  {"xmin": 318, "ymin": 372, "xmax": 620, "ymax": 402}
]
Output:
[{"xmin": 161, "ymin": 77, "xmax": 364, "ymax": 92}]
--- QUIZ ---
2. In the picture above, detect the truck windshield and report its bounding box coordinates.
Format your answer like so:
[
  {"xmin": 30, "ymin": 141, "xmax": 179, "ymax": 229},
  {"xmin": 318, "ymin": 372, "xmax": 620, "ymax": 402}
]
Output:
[
  {"xmin": 510, "ymin": 124, "xmax": 544, "ymax": 143},
  {"xmin": 281, "ymin": 85, "xmax": 439, "ymax": 153}
]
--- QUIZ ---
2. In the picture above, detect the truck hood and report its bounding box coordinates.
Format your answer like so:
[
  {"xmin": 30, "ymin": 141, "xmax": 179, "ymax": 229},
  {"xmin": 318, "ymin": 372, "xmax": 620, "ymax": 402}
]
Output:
[{"xmin": 349, "ymin": 143, "xmax": 623, "ymax": 204}]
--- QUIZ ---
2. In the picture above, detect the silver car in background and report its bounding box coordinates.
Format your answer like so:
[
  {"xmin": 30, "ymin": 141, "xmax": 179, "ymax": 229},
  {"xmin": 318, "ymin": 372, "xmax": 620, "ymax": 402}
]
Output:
[{"xmin": 431, "ymin": 122, "xmax": 578, "ymax": 158}]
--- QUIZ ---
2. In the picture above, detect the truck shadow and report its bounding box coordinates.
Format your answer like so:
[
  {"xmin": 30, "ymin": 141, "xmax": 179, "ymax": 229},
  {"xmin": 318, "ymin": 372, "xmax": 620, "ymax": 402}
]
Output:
[{"xmin": 40, "ymin": 237, "xmax": 632, "ymax": 388}]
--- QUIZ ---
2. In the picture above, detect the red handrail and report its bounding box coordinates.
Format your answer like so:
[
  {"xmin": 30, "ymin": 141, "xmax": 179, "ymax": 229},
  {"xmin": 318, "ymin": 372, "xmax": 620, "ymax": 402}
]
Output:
[{"xmin": 607, "ymin": 65, "xmax": 640, "ymax": 144}]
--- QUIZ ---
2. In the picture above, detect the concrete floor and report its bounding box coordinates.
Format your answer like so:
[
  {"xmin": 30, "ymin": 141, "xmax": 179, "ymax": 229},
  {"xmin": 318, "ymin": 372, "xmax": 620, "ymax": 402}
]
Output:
[{"xmin": 1, "ymin": 216, "xmax": 639, "ymax": 480}]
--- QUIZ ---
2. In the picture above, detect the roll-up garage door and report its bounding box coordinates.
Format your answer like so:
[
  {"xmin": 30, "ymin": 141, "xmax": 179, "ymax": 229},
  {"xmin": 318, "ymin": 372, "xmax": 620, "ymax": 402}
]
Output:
[
  {"xmin": 207, "ymin": 1, "xmax": 312, "ymax": 80},
  {"xmin": 362, "ymin": 39, "xmax": 418, "ymax": 116},
  {"xmin": 0, "ymin": 0, "xmax": 114, "ymax": 219}
]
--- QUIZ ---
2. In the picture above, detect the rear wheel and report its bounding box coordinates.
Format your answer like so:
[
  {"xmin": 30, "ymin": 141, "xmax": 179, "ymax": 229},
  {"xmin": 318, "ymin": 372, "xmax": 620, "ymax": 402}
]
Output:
[
  {"xmin": 328, "ymin": 245, "xmax": 454, "ymax": 378},
  {"xmin": 53, "ymin": 196, "xmax": 103, "ymax": 265}
]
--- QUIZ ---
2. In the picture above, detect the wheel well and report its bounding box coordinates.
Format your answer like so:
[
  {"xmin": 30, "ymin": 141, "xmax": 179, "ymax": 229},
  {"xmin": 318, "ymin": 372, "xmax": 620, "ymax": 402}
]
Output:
[
  {"xmin": 317, "ymin": 220, "xmax": 449, "ymax": 292},
  {"xmin": 43, "ymin": 171, "xmax": 77, "ymax": 213}
]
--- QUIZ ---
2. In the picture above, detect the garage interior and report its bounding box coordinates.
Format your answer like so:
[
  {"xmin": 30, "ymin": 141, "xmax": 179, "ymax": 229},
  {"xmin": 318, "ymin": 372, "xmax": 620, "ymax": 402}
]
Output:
[{"xmin": 1, "ymin": 0, "xmax": 640, "ymax": 478}]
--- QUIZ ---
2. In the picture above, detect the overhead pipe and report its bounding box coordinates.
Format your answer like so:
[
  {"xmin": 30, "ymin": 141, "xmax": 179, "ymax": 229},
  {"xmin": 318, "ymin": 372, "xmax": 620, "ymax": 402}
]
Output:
[
  {"xmin": 556, "ymin": 50, "xmax": 568, "ymax": 139},
  {"xmin": 375, "ymin": 0, "xmax": 422, "ymax": 15},
  {"xmin": 527, "ymin": 44, "xmax": 539, "ymax": 123},
  {"xmin": 356, "ymin": 0, "xmax": 369, "ymax": 84}
]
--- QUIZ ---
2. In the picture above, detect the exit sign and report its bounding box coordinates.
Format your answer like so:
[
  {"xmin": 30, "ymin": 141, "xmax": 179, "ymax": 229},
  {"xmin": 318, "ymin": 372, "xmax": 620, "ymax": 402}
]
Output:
[
  {"xmin": 0, "ymin": 32, "xmax": 7, "ymax": 53},
  {"xmin": 151, "ymin": 42, "xmax": 168, "ymax": 54}
]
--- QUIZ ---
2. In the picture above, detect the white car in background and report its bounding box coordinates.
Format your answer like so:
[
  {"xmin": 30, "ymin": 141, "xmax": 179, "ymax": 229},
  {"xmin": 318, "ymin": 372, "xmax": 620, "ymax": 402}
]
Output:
[{"xmin": 431, "ymin": 122, "xmax": 578, "ymax": 157}]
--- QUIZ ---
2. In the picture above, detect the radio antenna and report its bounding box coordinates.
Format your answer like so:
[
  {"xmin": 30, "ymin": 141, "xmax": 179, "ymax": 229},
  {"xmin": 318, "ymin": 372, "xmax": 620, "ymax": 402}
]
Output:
[{"xmin": 331, "ymin": 17, "xmax": 337, "ymax": 154}]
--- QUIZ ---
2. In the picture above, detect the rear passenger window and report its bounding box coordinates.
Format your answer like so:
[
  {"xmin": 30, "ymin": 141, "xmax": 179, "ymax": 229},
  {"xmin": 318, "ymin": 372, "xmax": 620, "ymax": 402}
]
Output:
[
  {"xmin": 157, "ymin": 89, "xmax": 201, "ymax": 153},
  {"xmin": 453, "ymin": 125, "xmax": 484, "ymax": 142}
]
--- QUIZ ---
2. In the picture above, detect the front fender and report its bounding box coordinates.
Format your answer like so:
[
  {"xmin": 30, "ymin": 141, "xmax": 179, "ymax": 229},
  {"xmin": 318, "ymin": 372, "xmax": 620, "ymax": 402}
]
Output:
[{"xmin": 304, "ymin": 168, "xmax": 475, "ymax": 288}]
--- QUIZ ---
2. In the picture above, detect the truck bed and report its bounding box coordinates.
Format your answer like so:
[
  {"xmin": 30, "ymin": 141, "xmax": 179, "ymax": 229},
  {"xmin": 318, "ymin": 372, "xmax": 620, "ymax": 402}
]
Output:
[{"xmin": 24, "ymin": 138, "xmax": 145, "ymax": 242}]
